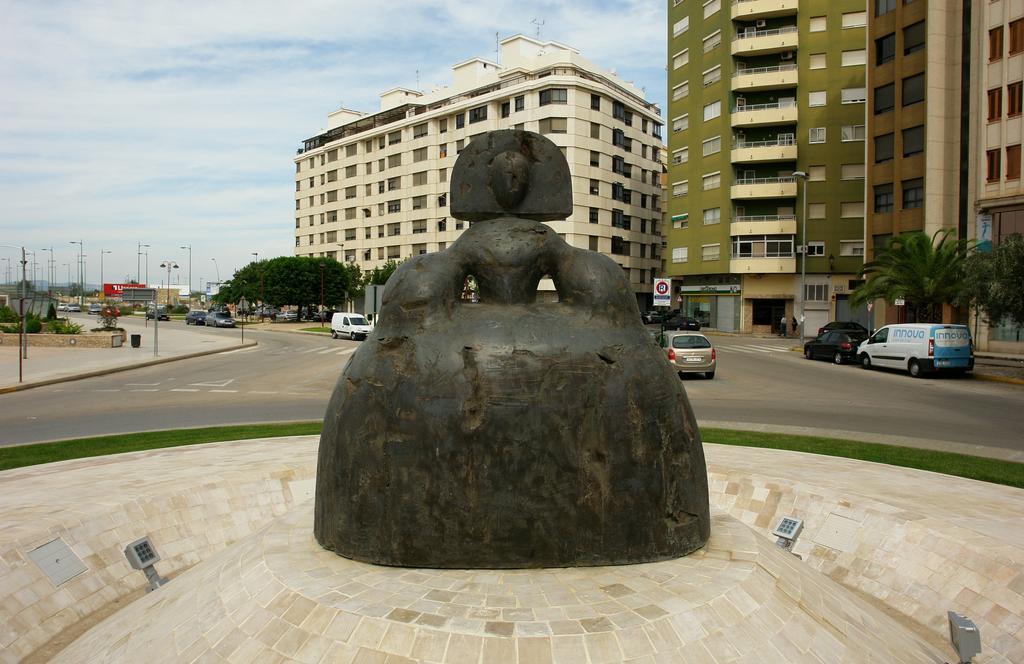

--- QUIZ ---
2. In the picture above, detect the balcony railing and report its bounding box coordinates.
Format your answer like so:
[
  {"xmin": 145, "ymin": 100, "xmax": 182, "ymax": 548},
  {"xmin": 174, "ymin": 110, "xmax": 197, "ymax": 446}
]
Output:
[
  {"xmin": 733, "ymin": 138, "xmax": 795, "ymax": 149},
  {"xmin": 734, "ymin": 176, "xmax": 796, "ymax": 185},
  {"xmin": 733, "ymin": 64, "xmax": 797, "ymax": 78},
  {"xmin": 733, "ymin": 214, "xmax": 797, "ymax": 223},
  {"xmin": 732, "ymin": 100, "xmax": 796, "ymax": 113},
  {"xmin": 734, "ymin": 26, "xmax": 797, "ymax": 40}
]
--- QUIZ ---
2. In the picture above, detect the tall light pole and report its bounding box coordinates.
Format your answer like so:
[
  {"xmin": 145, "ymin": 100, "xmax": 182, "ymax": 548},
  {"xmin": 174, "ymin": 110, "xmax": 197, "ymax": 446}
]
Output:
[
  {"xmin": 100, "ymin": 249, "xmax": 112, "ymax": 298},
  {"xmin": 211, "ymin": 258, "xmax": 220, "ymax": 282},
  {"xmin": 40, "ymin": 248, "xmax": 53, "ymax": 294},
  {"xmin": 792, "ymin": 171, "xmax": 809, "ymax": 341},
  {"xmin": 251, "ymin": 252, "xmax": 263, "ymax": 319},
  {"xmin": 137, "ymin": 242, "xmax": 149, "ymax": 284},
  {"xmin": 156, "ymin": 261, "xmax": 179, "ymax": 357},
  {"xmin": 63, "ymin": 263, "xmax": 70, "ymax": 289},
  {"xmin": 69, "ymin": 240, "xmax": 83, "ymax": 305},
  {"xmin": 180, "ymin": 244, "xmax": 192, "ymax": 304},
  {"xmin": 1, "ymin": 244, "xmax": 29, "ymax": 375},
  {"xmin": 1, "ymin": 257, "xmax": 9, "ymax": 285}
]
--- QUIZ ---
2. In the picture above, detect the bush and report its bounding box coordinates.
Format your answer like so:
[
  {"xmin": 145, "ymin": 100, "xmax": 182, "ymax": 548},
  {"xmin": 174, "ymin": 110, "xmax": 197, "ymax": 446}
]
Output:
[
  {"xmin": 45, "ymin": 303, "xmax": 57, "ymax": 320},
  {"xmin": 48, "ymin": 319, "xmax": 83, "ymax": 334},
  {"xmin": 25, "ymin": 317, "xmax": 42, "ymax": 334},
  {"xmin": 0, "ymin": 305, "xmax": 17, "ymax": 323},
  {"xmin": 170, "ymin": 304, "xmax": 189, "ymax": 315}
]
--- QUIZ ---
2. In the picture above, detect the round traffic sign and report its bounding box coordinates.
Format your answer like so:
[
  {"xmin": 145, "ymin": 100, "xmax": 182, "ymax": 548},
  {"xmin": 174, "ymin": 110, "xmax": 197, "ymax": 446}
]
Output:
[{"xmin": 655, "ymin": 281, "xmax": 670, "ymax": 295}]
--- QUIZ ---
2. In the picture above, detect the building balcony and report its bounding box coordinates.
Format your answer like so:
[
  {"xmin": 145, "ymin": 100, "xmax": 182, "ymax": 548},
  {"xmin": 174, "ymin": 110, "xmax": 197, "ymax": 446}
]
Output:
[
  {"xmin": 731, "ymin": 101, "xmax": 798, "ymax": 128},
  {"xmin": 731, "ymin": 26, "xmax": 798, "ymax": 56},
  {"xmin": 731, "ymin": 0, "xmax": 799, "ymax": 20},
  {"xmin": 730, "ymin": 215, "xmax": 797, "ymax": 235},
  {"xmin": 729, "ymin": 257, "xmax": 796, "ymax": 274},
  {"xmin": 731, "ymin": 64, "xmax": 798, "ymax": 92},
  {"xmin": 731, "ymin": 177, "xmax": 797, "ymax": 199},
  {"xmin": 730, "ymin": 139, "xmax": 797, "ymax": 164}
]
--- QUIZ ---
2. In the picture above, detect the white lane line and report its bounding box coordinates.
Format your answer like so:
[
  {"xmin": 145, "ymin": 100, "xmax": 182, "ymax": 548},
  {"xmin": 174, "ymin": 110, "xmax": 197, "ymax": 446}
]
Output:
[
  {"xmin": 337, "ymin": 348, "xmax": 357, "ymax": 356},
  {"xmin": 92, "ymin": 389, "xmax": 121, "ymax": 392},
  {"xmin": 749, "ymin": 345, "xmax": 788, "ymax": 352},
  {"xmin": 130, "ymin": 388, "xmax": 159, "ymax": 392},
  {"xmin": 190, "ymin": 378, "xmax": 235, "ymax": 388},
  {"xmin": 248, "ymin": 390, "xmax": 279, "ymax": 395},
  {"xmin": 170, "ymin": 388, "xmax": 200, "ymax": 392},
  {"xmin": 221, "ymin": 346, "xmax": 260, "ymax": 355},
  {"xmin": 209, "ymin": 389, "xmax": 238, "ymax": 393},
  {"xmin": 718, "ymin": 346, "xmax": 758, "ymax": 354},
  {"xmin": 317, "ymin": 347, "xmax": 338, "ymax": 354},
  {"xmin": 126, "ymin": 382, "xmax": 160, "ymax": 386}
]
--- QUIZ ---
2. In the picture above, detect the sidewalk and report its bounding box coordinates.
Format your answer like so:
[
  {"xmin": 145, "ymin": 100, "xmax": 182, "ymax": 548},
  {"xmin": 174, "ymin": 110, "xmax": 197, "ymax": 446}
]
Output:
[{"xmin": 0, "ymin": 316, "xmax": 252, "ymax": 393}]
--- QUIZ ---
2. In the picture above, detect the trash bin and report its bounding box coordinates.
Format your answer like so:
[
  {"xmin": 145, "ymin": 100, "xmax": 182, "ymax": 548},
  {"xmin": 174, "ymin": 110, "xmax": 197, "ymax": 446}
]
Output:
[{"xmin": 131, "ymin": 334, "xmax": 141, "ymax": 348}]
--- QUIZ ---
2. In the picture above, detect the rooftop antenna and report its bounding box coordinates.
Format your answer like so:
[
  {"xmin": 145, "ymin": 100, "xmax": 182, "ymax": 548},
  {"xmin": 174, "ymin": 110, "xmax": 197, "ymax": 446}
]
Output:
[
  {"xmin": 495, "ymin": 31, "xmax": 500, "ymax": 65},
  {"xmin": 532, "ymin": 18, "xmax": 545, "ymax": 39},
  {"xmin": 415, "ymin": 69, "xmax": 420, "ymax": 90}
]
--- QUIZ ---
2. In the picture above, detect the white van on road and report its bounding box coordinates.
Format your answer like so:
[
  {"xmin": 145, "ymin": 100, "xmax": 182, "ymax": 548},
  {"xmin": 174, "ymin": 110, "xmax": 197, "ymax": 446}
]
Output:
[
  {"xmin": 858, "ymin": 323, "xmax": 973, "ymax": 377},
  {"xmin": 331, "ymin": 313, "xmax": 373, "ymax": 340}
]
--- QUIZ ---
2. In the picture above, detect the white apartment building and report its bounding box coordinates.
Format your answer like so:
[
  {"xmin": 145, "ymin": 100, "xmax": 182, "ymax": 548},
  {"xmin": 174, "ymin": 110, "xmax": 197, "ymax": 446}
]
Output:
[{"xmin": 293, "ymin": 35, "xmax": 665, "ymax": 306}]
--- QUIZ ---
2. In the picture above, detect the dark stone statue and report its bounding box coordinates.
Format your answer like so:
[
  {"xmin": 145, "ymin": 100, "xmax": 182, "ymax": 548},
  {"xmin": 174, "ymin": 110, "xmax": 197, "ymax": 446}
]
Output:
[{"xmin": 315, "ymin": 130, "xmax": 710, "ymax": 568}]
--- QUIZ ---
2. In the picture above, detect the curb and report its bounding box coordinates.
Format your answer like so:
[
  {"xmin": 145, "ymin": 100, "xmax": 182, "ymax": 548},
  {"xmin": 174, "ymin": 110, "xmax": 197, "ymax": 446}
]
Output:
[
  {"xmin": 973, "ymin": 373, "xmax": 1024, "ymax": 386},
  {"xmin": 0, "ymin": 341, "xmax": 259, "ymax": 395}
]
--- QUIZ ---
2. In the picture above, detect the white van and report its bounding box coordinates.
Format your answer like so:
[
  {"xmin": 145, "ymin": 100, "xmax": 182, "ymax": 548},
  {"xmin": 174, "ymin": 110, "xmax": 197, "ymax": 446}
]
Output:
[
  {"xmin": 857, "ymin": 323, "xmax": 973, "ymax": 377},
  {"xmin": 331, "ymin": 312, "xmax": 373, "ymax": 340}
]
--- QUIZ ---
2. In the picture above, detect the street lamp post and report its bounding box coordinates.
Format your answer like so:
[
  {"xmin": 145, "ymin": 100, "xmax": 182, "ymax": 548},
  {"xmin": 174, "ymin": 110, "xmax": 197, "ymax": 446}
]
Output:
[
  {"xmin": 251, "ymin": 252, "xmax": 264, "ymax": 320},
  {"xmin": 137, "ymin": 242, "xmax": 149, "ymax": 284},
  {"xmin": 69, "ymin": 240, "xmax": 83, "ymax": 306},
  {"xmin": 40, "ymin": 247, "xmax": 53, "ymax": 295},
  {"xmin": 0, "ymin": 244, "xmax": 29, "ymax": 378},
  {"xmin": 1, "ymin": 257, "xmax": 9, "ymax": 285},
  {"xmin": 319, "ymin": 263, "xmax": 326, "ymax": 328},
  {"xmin": 211, "ymin": 258, "xmax": 220, "ymax": 282},
  {"xmin": 100, "ymin": 249, "xmax": 112, "ymax": 298},
  {"xmin": 156, "ymin": 261, "xmax": 179, "ymax": 357},
  {"xmin": 180, "ymin": 245, "xmax": 192, "ymax": 305},
  {"xmin": 792, "ymin": 171, "xmax": 809, "ymax": 342}
]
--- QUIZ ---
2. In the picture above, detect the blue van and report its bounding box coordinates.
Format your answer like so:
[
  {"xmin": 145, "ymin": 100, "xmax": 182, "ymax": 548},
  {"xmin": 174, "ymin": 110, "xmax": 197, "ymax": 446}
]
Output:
[{"xmin": 857, "ymin": 324, "xmax": 974, "ymax": 377}]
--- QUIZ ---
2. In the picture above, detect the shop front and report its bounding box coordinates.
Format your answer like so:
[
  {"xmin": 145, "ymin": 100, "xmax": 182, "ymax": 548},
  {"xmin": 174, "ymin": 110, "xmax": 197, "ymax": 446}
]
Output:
[{"xmin": 676, "ymin": 284, "xmax": 742, "ymax": 332}]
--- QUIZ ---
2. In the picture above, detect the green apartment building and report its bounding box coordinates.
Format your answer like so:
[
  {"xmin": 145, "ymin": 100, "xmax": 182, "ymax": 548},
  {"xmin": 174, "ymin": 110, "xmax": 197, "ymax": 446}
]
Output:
[{"xmin": 666, "ymin": 0, "xmax": 868, "ymax": 334}]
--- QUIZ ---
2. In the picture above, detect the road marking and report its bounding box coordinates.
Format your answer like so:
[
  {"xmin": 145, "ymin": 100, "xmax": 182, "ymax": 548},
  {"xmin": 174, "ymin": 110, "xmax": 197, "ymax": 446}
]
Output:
[
  {"xmin": 170, "ymin": 388, "xmax": 199, "ymax": 392},
  {"xmin": 221, "ymin": 346, "xmax": 260, "ymax": 355},
  {"xmin": 248, "ymin": 390, "xmax": 279, "ymax": 395},
  {"xmin": 317, "ymin": 347, "xmax": 338, "ymax": 354},
  {"xmin": 126, "ymin": 382, "xmax": 160, "ymax": 386},
  {"xmin": 297, "ymin": 347, "xmax": 322, "ymax": 354},
  {"xmin": 190, "ymin": 378, "xmax": 235, "ymax": 388},
  {"xmin": 130, "ymin": 388, "xmax": 159, "ymax": 392},
  {"xmin": 337, "ymin": 348, "xmax": 357, "ymax": 356},
  {"xmin": 749, "ymin": 344, "xmax": 788, "ymax": 352},
  {"xmin": 92, "ymin": 389, "xmax": 121, "ymax": 392},
  {"xmin": 209, "ymin": 389, "xmax": 238, "ymax": 393}
]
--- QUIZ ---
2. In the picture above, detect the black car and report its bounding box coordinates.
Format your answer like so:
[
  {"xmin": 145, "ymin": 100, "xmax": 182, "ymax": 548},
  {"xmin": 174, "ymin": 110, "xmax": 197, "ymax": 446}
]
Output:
[
  {"xmin": 185, "ymin": 310, "xmax": 207, "ymax": 325},
  {"xmin": 146, "ymin": 307, "xmax": 170, "ymax": 321},
  {"xmin": 663, "ymin": 314, "xmax": 701, "ymax": 331},
  {"xmin": 804, "ymin": 330, "xmax": 869, "ymax": 364},
  {"xmin": 640, "ymin": 310, "xmax": 665, "ymax": 325},
  {"xmin": 817, "ymin": 320, "xmax": 868, "ymax": 336}
]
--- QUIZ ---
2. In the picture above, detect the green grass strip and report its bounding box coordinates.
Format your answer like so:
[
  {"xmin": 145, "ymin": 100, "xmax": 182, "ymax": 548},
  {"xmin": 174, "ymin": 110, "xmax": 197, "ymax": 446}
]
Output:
[
  {"xmin": 299, "ymin": 327, "xmax": 332, "ymax": 333},
  {"xmin": 2, "ymin": 423, "xmax": 1021, "ymax": 489},
  {"xmin": 0, "ymin": 422, "xmax": 322, "ymax": 472},
  {"xmin": 702, "ymin": 428, "xmax": 1024, "ymax": 489}
]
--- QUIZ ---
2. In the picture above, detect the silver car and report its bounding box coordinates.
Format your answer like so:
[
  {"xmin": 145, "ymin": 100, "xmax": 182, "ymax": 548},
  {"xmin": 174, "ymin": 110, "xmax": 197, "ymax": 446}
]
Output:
[
  {"xmin": 206, "ymin": 311, "xmax": 236, "ymax": 328},
  {"xmin": 663, "ymin": 332, "xmax": 716, "ymax": 379}
]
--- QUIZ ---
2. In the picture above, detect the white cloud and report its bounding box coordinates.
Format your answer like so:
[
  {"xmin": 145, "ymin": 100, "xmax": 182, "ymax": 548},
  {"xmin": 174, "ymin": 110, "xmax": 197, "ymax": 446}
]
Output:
[{"xmin": 0, "ymin": 0, "xmax": 667, "ymax": 285}]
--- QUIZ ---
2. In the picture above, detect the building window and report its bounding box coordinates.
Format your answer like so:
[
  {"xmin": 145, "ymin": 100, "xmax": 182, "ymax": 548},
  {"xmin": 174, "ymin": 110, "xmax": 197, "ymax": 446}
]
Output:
[
  {"xmin": 672, "ymin": 148, "xmax": 689, "ymax": 165},
  {"xmin": 841, "ymin": 164, "xmax": 865, "ymax": 180},
  {"xmin": 875, "ymin": 0, "xmax": 895, "ymax": 17},
  {"xmin": 590, "ymin": 150, "xmax": 600, "ymax": 167},
  {"xmin": 514, "ymin": 95, "xmax": 525, "ymax": 112},
  {"xmin": 672, "ymin": 81, "xmax": 689, "ymax": 101},
  {"xmin": 808, "ymin": 91, "xmax": 826, "ymax": 107},
  {"xmin": 702, "ymin": 172, "xmax": 721, "ymax": 190},
  {"xmin": 876, "ymin": 33, "xmax": 896, "ymax": 65},
  {"xmin": 672, "ymin": 180, "xmax": 688, "ymax": 197},
  {"xmin": 810, "ymin": 53, "xmax": 827, "ymax": 69},
  {"xmin": 387, "ymin": 176, "xmax": 401, "ymax": 191},
  {"xmin": 702, "ymin": 136, "xmax": 721, "ymax": 156},
  {"xmin": 411, "ymin": 196, "xmax": 427, "ymax": 211},
  {"xmin": 841, "ymin": 49, "xmax": 867, "ymax": 66},
  {"xmin": 590, "ymin": 94, "xmax": 601, "ymax": 111},
  {"xmin": 840, "ymin": 240, "xmax": 864, "ymax": 256},
  {"xmin": 904, "ymin": 21, "xmax": 925, "ymax": 55},
  {"xmin": 387, "ymin": 200, "xmax": 401, "ymax": 213},
  {"xmin": 841, "ymin": 88, "xmax": 866, "ymax": 104},
  {"xmin": 990, "ymin": 27, "xmax": 1004, "ymax": 62},
  {"xmin": 1008, "ymin": 81, "xmax": 1023, "ymax": 117},
  {"xmin": 672, "ymin": 247, "xmax": 688, "ymax": 263},
  {"xmin": 987, "ymin": 150, "xmax": 1001, "ymax": 182},
  {"xmin": 842, "ymin": 11, "xmax": 867, "ymax": 28},
  {"xmin": 806, "ymin": 242, "xmax": 825, "ymax": 257},
  {"xmin": 469, "ymin": 105, "xmax": 488, "ymax": 123},
  {"xmin": 590, "ymin": 122, "xmax": 601, "ymax": 139},
  {"xmin": 988, "ymin": 88, "xmax": 1003, "ymax": 122},
  {"xmin": 874, "ymin": 83, "xmax": 895, "ymax": 114},
  {"xmin": 701, "ymin": 244, "xmax": 721, "ymax": 261},
  {"xmin": 703, "ymin": 0, "xmax": 721, "ymax": 18},
  {"xmin": 901, "ymin": 178, "xmax": 923, "ymax": 209},
  {"xmin": 1007, "ymin": 144, "xmax": 1022, "ymax": 180},
  {"xmin": 590, "ymin": 179, "xmax": 600, "ymax": 195},
  {"xmin": 702, "ymin": 30, "xmax": 722, "ymax": 53},
  {"xmin": 842, "ymin": 124, "xmax": 866, "ymax": 141},
  {"xmin": 902, "ymin": 125, "xmax": 924, "ymax": 156},
  {"xmin": 1011, "ymin": 18, "xmax": 1024, "ymax": 55},
  {"xmin": 840, "ymin": 202, "xmax": 863, "ymax": 219},
  {"xmin": 808, "ymin": 203, "xmax": 826, "ymax": 219},
  {"xmin": 673, "ymin": 16, "xmax": 689, "ymax": 37},
  {"xmin": 874, "ymin": 183, "xmax": 894, "ymax": 212},
  {"xmin": 538, "ymin": 117, "xmax": 568, "ymax": 134},
  {"xmin": 805, "ymin": 284, "xmax": 828, "ymax": 301},
  {"xmin": 702, "ymin": 208, "xmax": 721, "ymax": 225},
  {"xmin": 702, "ymin": 65, "xmax": 722, "ymax": 87},
  {"xmin": 902, "ymin": 73, "xmax": 925, "ymax": 106},
  {"xmin": 413, "ymin": 123, "xmax": 428, "ymax": 139},
  {"xmin": 412, "ymin": 171, "xmax": 428, "ymax": 187},
  {"xmin": 731, "ymin": 235, "xmax": 794, "ymax": 258},
  {"xmin": 388, "ymin": 153, "xmax": 402, "ymax": 168},
  {"xmin": 611, "ymin": 211, "xmax": 631, "ymax": 231},
  {"xmin": 809, "ymin": 127, "xmax": 826, "ymax": 144},
  {"xmin": 702, "ymin": 100, "xmax": 721, "ymax": 121},
  {"xmin": 455, "ymin": 113, "xmax": 465, "ymax": 129},
  {"xmin": 810, "ymin": 16, "xmax": 826, "ymax": 32},
  {"xmin": 673, "ymin": 49, "xmax": 689, "ymax": 69},
  {"xmin": 589, "ymin": 207, "xmax": 599, "ymax": 223},
  {"xmin": 539, "ymin": 88, "xmax": 567, "ymax": 106},
  {"xmin": 672, "ymin": 114, "xmax": 689, "ymax": 132},
  {"xmin": 387, "ymin": 130, "xmax": 402, "ymax": 145},
  {"xmin": 413, "ymin": 147, "xmax": 428, "ymax": 162},
  {"xmin": 809, "ymin": 165, "xmax": 826, "ymax": 181},
  {"xmin": 500, "ymin": 102, "xmax": 510, "ymax": 118}
]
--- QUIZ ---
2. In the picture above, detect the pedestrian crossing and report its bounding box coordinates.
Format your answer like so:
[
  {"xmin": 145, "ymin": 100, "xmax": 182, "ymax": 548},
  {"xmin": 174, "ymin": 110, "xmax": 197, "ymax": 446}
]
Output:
[{"xmin": 715, "ymin": 343, "xmax": 792, "ymax": 355}]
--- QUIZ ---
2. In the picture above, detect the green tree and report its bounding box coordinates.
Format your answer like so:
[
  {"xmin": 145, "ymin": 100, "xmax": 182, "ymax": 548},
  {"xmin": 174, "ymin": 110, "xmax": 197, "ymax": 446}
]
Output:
[
  {"xmin": 962, "ymin": 233, "xmax": 1024, "ymax": 327},
  {"xmin": 851, "ymin": 230, "xmax": 972, "ymax": 322},
  {"xmin": 215, "ymin": 257, "xmax": 362, "ymax": 313},
  {"xmin": 366, "ymin": 259, "xmax": 402, "ymax": 286}
]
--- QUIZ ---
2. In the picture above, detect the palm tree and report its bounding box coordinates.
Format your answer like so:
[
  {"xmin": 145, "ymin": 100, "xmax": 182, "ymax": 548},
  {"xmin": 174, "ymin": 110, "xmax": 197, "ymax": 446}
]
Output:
[{"xmin": 851, "ymin": 230, "xmax": 972, "ymax": 323}]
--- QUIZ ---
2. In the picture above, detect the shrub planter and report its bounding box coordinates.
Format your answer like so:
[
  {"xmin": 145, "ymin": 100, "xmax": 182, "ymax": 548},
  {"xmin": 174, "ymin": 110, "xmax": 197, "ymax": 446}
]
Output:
[{"xmin": 0, "ymin": 332, "xmax": 126, "ymax": 348}]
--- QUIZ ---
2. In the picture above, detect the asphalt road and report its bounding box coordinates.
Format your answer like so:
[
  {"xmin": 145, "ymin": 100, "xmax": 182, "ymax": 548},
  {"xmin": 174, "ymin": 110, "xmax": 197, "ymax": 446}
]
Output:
[{"xmin": 1, "ymin": 325, "xmax": 1022, "ymax": 452}]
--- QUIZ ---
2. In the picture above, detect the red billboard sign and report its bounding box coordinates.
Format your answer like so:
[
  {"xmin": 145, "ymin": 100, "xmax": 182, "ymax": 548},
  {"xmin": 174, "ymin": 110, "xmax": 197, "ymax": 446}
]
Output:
[{"xmin": 104, "ymin": 283, "xmax": 147, "ymax": 297}]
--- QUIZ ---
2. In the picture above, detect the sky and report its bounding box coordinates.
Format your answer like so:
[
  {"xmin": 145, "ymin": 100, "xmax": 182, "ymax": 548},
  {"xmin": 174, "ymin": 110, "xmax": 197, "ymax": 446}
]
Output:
[{"xmin": 0, "ymin": 0, "xmax": 667, "ymax": 290}]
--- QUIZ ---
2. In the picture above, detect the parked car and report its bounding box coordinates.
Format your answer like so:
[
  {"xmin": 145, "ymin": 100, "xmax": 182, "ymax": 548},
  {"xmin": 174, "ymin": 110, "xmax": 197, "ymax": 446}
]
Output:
[
  {"xmin": 858, "ymin": 323, "xmax": 973, "ymax": 377},
  {"xmin": 663, "ymin": 313, "xmax": 701, "ymax": 331},
  {"xmin": 185, "ymin": 310, "xmax": 207, "ymax": 325},
  {"xmin": 206, "ymin": 311, "xmax": 236, "ymax": 328},
  {"xmin": 640, "ymin": 310, "xmax": 666, "ymax": 325},
  {"xmin": 146, "ymin": 306, "xmax": 170, "ymax": 321},
  {"xmin": 817, "ymin": 320, "xmax": 868, "ymax": 336},
  {"xmin": 307, "ymin": 309, "xmax": 335, "ymax": 323},
  {"xmin": 87, "ymin": 303, "xmax": 102, "ymax": 315},
  {"xmin": 66, "ymin": 304, "xmax": 81, "ymax": 312},
  {"xmin": 278, "ymin": 310, "xmax": 298, "ymax": 322},
  {"xmin": 662, "ymin": 332, "xmax": 716, "ymax": 379},
  {"xmin": 803, "ymin": 330, "xmax": 869, "ymax": 364},
  {"xmin": 331, "ymin": 313, "xmax": 373, "ymax": 340},
  {"xmin": 57, "ymin": 303, "xmax": 68, "ymax": 312},
  {"xmin": 254, "ymin": 306, "xmax": 279, "ymax": 319}
]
